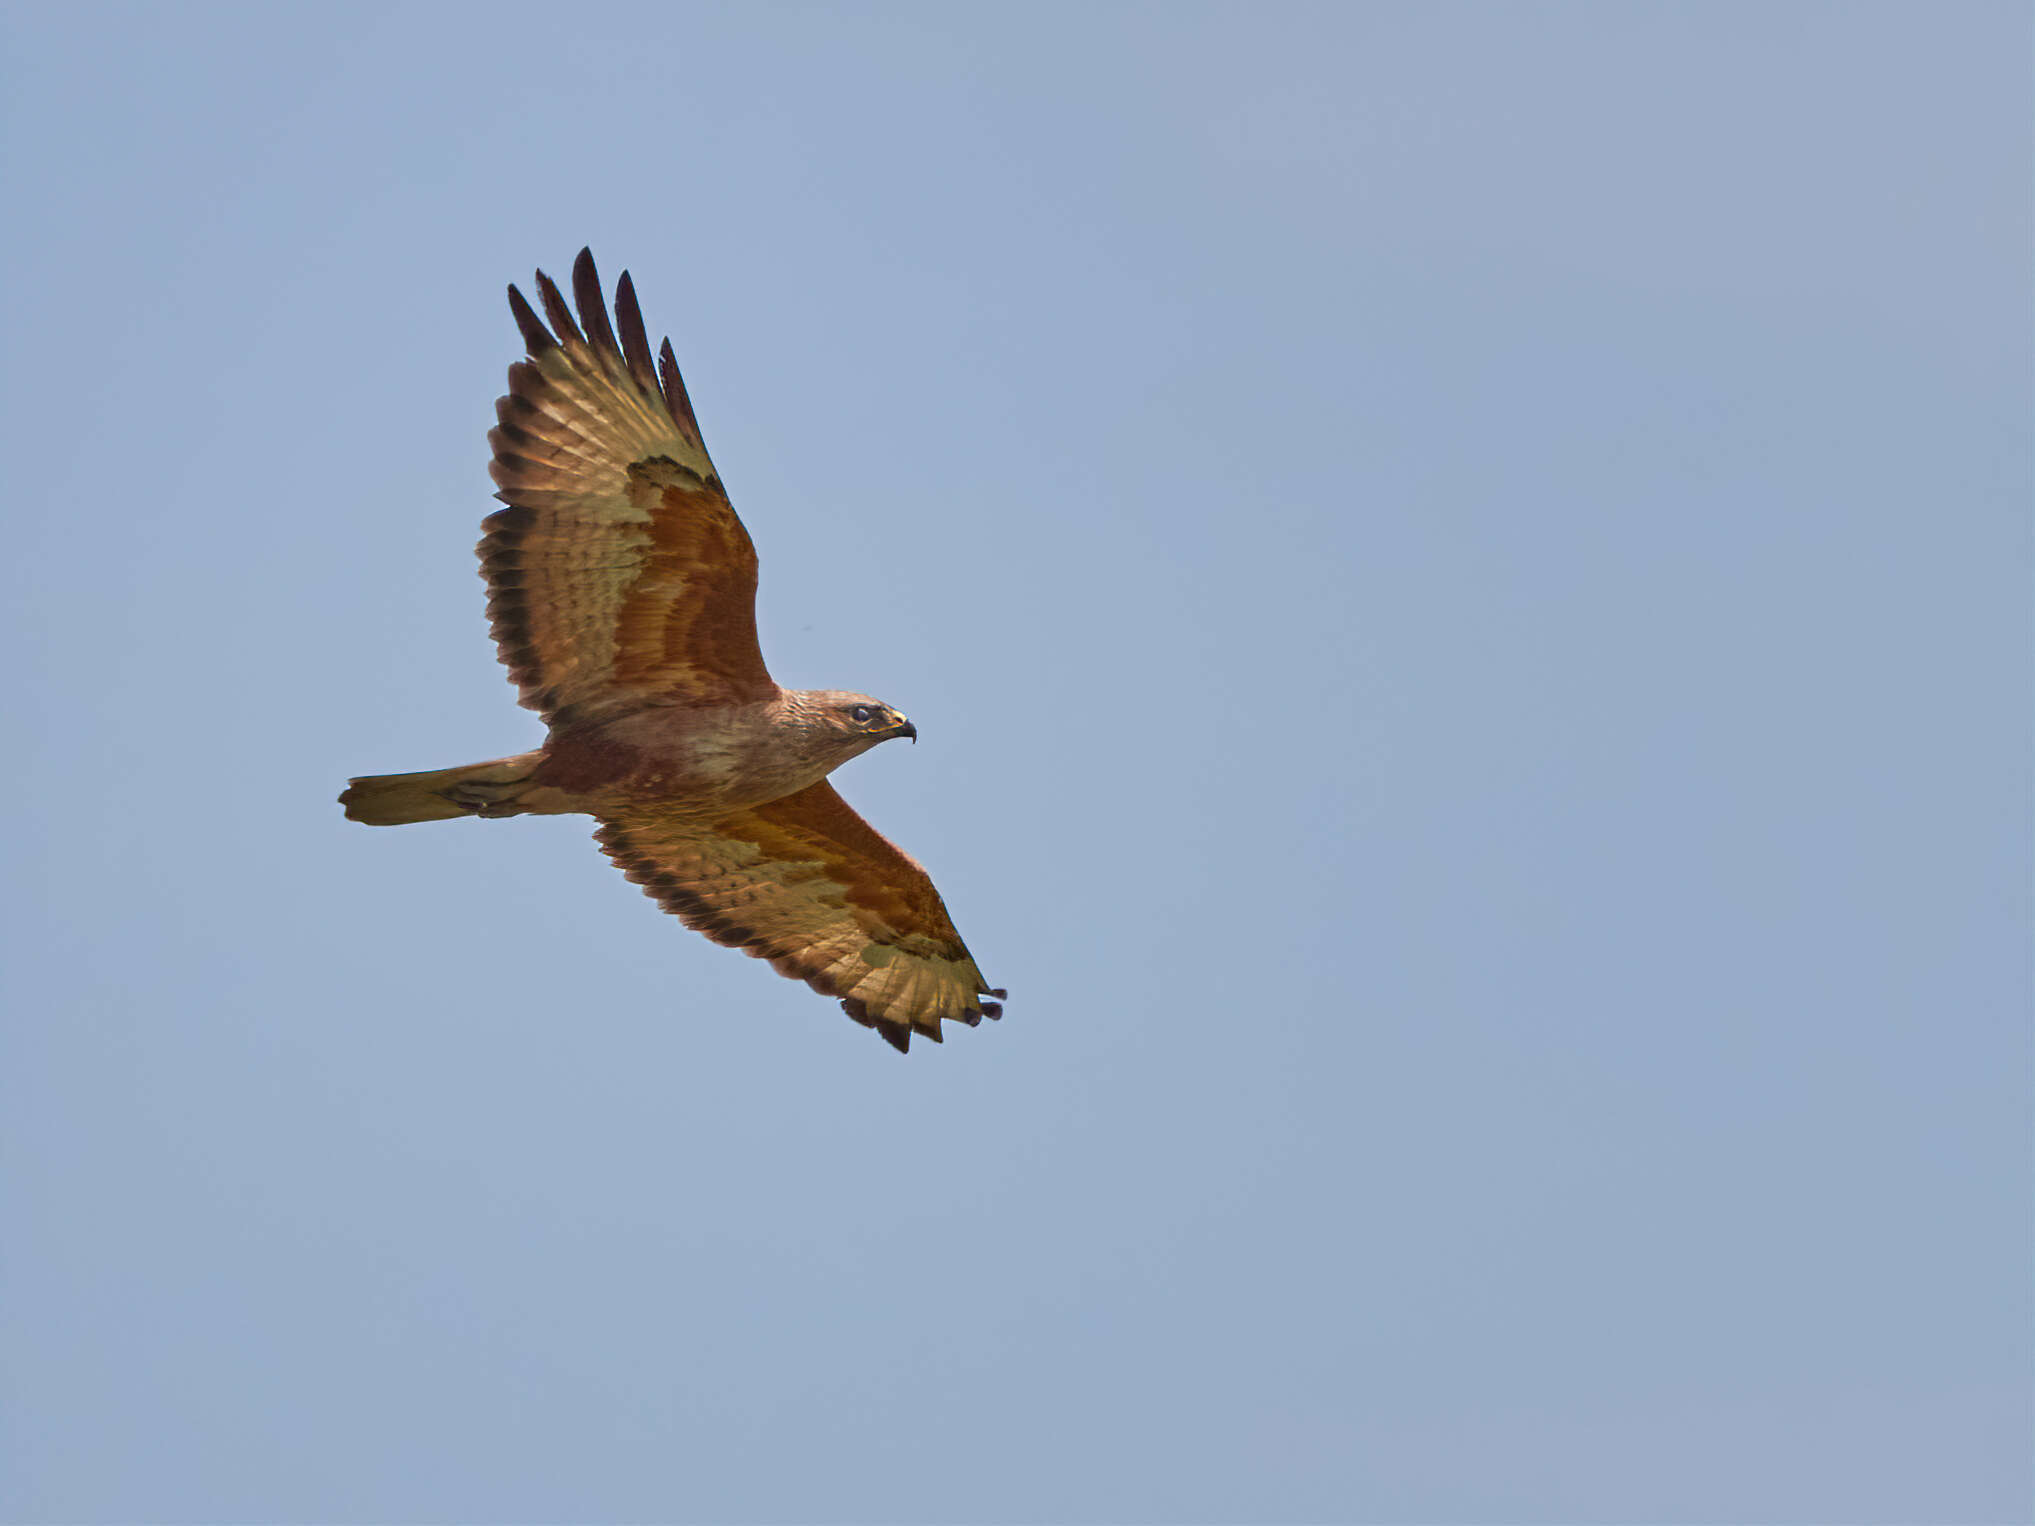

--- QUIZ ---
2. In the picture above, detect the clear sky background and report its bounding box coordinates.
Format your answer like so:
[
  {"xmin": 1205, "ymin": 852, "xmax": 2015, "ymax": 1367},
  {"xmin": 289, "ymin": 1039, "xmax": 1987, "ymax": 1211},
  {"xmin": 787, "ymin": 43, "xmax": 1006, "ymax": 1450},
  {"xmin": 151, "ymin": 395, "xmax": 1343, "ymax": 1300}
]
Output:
[{"xmin": 3, "ymin": 4, "xmax": 2027, "ymax": 1522}]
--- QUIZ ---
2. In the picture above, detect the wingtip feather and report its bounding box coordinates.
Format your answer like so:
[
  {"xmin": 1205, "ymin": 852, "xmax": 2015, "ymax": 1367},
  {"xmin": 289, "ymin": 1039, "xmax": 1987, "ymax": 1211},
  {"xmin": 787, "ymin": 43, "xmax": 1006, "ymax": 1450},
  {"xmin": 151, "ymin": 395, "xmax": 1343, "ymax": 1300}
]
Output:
[
  {"xmin": 507, "ymin": 285, "xmax": 553, "ymax": 354},
  {"xmin": 571, "ymin": 247, "xmax": 621, "ymax": 359},
  {"xmin": 657, "ymin": 337, "xmax": 704, "ymax": 443},
  {"xmin": 533, "ymin": 268, "xmax": 583, "ymax": 345},
  {"xmin": 613, "ymin": 271, "xmax": 661, "ymax": 396}
]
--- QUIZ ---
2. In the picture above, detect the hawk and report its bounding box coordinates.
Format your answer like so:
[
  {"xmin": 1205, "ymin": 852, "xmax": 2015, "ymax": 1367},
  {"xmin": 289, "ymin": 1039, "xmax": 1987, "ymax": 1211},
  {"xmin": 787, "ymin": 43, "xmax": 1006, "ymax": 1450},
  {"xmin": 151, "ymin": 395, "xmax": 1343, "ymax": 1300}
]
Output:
[{"xmin": 340, "ymin": 250, "xmax": 1003, "ymax": 1052}]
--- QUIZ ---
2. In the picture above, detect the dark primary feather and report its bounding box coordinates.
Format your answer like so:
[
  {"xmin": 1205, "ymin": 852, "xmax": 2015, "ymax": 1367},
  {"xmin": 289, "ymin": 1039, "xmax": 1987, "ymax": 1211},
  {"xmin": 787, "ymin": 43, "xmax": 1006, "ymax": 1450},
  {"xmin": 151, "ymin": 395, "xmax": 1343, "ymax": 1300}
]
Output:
[
  {"xmin": 571, "ymin": 247, "xmax": 621, "ymax": 360},
  {"xmin": 534, "ymin": 268, "xmax": 582, "ymax": 346},
  {"xmin": 613, "ymin": 272, "xmax": 661, "ymax": 397},
  {"xmin": 658, "ymin": 337, "xmax": 704, "ymax": 448},
  {"xmin": 507, "ymin": 285, "xmax": 554, "ymax": 355}
]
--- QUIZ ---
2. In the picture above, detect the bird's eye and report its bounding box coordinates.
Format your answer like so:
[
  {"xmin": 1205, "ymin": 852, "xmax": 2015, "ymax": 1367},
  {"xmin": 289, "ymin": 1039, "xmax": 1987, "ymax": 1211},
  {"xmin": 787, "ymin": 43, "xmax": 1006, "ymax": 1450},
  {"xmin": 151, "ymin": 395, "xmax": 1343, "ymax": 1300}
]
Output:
[{"xmin": 848, "ymin": 705, "xmax": 875, "ymax": 724}]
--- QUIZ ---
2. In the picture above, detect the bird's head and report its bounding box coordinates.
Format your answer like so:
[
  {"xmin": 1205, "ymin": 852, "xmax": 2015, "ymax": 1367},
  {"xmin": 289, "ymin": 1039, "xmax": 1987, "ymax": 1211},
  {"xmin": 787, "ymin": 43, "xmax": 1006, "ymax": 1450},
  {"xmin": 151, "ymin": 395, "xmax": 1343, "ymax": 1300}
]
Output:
[{"xmin": 784, "ymin": 690, "xmax": 917, "ymax": 763}]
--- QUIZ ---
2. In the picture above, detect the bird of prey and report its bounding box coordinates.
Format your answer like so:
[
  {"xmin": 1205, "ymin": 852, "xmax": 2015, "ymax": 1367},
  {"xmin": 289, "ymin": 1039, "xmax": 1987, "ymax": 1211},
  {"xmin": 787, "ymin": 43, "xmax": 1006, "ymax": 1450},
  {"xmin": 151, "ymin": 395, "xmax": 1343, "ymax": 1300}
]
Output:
[{"xmin": 340, "ymin": 250, "xmax": 1002, "ymax": 1052}]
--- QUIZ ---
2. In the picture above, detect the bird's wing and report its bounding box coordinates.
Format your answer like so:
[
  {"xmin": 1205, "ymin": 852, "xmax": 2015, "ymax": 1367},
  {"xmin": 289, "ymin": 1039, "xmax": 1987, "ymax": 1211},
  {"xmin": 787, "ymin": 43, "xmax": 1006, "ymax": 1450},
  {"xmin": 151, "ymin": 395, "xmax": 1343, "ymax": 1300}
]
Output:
[
  {"xmin": 595, "ymin": 781, "xmax": 1003, "ymax": 1052},
  {"xmin": 481, "ymin": 248, "xmax": 775, "ymax": 726}
]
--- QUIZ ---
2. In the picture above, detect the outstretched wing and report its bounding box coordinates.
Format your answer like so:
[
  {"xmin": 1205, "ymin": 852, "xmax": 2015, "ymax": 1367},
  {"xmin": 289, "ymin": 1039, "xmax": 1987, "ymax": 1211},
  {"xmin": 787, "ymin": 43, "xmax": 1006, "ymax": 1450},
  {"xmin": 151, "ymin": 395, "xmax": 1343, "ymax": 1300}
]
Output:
[
  {"xmin": 481, "ymin": 248, "xmax": 775, "ymax": 726},
  {"xmin": 595, "ymin": 782, "xmax": 1004, "ymax": 1052}
]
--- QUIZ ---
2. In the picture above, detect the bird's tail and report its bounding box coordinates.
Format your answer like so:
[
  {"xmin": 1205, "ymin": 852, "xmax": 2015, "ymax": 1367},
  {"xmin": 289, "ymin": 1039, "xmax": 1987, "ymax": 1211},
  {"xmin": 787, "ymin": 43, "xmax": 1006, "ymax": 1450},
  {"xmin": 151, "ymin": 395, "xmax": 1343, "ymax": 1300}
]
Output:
[{"xmin": 338, "ymin": 751, "xmax": 547, "ymax": 826}]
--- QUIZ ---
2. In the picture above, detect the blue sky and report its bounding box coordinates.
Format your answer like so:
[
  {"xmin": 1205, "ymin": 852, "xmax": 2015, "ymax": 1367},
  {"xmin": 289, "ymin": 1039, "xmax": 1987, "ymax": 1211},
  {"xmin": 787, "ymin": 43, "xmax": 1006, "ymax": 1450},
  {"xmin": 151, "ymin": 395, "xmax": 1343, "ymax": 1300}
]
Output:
[{"xmin": 3, "ymin": 3, "xmax": 2028, "ymax": 1521}]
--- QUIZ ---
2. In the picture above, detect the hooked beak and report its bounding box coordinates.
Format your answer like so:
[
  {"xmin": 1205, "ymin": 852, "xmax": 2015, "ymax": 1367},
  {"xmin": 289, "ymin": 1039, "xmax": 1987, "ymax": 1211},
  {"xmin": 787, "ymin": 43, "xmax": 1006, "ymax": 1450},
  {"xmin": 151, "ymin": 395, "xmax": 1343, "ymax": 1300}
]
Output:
[{"xmin": 889, "ymin": 718, "xmax": 918, "ymax": 744}]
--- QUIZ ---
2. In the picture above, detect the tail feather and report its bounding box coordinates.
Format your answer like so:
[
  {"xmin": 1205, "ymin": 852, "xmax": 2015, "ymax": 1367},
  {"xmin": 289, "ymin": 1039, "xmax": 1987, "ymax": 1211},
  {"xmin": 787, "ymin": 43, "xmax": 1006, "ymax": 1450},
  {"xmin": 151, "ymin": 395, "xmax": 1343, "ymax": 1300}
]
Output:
[{"xmin": 339, "ymin": 752, "xmax": 544, "ymax": 826}]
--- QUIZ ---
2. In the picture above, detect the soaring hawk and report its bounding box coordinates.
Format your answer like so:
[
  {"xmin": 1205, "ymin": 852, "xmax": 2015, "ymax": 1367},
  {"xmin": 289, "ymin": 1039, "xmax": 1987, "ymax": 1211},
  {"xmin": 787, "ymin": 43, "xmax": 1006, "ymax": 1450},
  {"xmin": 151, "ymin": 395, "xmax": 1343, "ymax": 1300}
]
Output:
[{"xmin": 340, "ymin": 251, "xmax": 1002, "ymax": 1053}]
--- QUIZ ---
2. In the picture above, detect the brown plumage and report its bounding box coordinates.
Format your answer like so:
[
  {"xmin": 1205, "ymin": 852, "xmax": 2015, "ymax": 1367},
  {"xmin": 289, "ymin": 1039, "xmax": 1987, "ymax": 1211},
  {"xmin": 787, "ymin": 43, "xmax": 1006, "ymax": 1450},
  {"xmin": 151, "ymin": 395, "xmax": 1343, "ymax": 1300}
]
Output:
[{"xmin": 340, "ymin": 250, "xmax": 1002, "ymax": 1052}]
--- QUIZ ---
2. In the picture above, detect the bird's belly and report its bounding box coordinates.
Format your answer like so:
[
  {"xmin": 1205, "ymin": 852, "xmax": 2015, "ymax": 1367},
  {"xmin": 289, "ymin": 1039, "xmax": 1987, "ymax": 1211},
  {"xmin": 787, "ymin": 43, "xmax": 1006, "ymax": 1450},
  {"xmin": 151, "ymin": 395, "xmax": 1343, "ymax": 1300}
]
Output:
[{"xmin": 536, "ymin": 715, "xmax": 826, "ymax": 817}]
